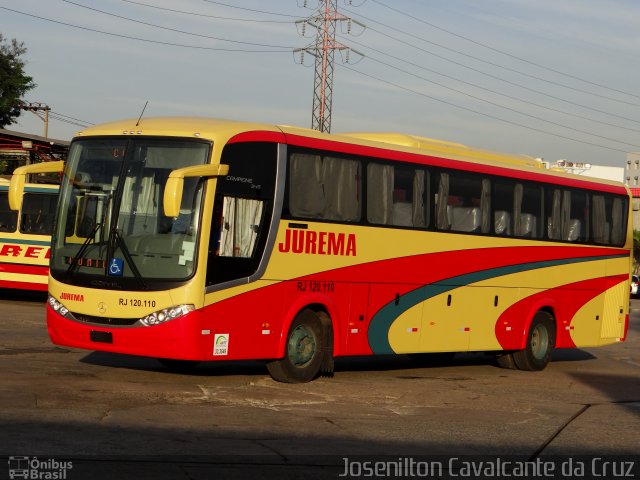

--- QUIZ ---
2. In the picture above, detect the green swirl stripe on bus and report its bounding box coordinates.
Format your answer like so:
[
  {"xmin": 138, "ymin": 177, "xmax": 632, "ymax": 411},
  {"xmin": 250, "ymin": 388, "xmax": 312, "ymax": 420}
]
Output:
[{"xmin": 367, "ymin": 253, "xmax": 629, "ymax": 354}]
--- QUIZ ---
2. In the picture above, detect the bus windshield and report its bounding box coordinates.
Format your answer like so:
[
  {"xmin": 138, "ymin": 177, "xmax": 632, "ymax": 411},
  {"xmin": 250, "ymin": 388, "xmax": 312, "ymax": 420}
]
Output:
[{"xmin": 50, "ymin": 137, "xmax": 210, "ymax": 288}]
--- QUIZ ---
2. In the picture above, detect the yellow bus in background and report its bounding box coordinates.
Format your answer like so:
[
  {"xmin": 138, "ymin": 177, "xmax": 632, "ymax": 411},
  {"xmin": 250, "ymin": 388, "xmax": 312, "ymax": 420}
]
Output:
[
  {"xmin": 9, "ymin": 117, "xmax": 632, "ymax": 382},
  {"xmin": 0, "ymin": 178, "xmax": 57, "ymax": 291}
]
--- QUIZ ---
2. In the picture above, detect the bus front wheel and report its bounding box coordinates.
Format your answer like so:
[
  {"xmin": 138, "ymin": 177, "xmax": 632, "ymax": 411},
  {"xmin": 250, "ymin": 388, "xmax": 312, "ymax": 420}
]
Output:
[
  {"xmin": 267, "ymin": 309, "xmax": 324, "ymax": 383},
  {"xmin": 512, "ymin": 311, "xmax": 556, "ymax": 371}
]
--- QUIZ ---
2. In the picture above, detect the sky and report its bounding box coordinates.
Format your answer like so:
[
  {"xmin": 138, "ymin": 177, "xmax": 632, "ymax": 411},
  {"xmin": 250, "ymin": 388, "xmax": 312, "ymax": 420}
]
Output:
[{"xmin": 1, "ymin": 0, "xmax": 640, "ymax": 167}]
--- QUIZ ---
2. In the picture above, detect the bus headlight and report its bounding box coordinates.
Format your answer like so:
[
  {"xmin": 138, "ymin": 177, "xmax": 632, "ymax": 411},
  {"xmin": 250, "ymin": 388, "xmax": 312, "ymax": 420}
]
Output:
[
  {"xmin": 140, "ymin": 304, "xmax": 195, "ymax": 327},
  {"xmin": 48, "ymin": 295, "xmax": 72, "ymax": 319}
]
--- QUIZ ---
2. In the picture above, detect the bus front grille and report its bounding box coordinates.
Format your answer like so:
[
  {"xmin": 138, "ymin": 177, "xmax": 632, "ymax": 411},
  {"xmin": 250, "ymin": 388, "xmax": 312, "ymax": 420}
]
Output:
[{"xmin": 71, "ymin": 312, "xmax": 139, "ymax": 326}]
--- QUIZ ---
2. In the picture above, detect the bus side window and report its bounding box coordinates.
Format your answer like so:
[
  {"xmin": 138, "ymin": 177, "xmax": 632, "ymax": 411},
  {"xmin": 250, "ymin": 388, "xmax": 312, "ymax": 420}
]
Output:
[
  {"xmin": 514, "ymin": 183, "xmax": 542, "ymax": 238},
  {"xmin": 593, "ymin": 194, "xmax": 626, "ymax": 246},
  {"xmin": 592, "ymin": 195, "xmax": 610, "ymax": 244},
  {"xmin": 217, "ymin": 196, "xmax": 264, "ymax": 258},
  {"xmin": 545, "ymin": 189, "xmax": 587, "ymax": 242},
  {"xmin": 289, "ymin": 153, "xmax": 361, "ymax": 222},
  {"xmin": 493, "ymin": 181, "xmax": 514, "ymax": 235},
  {"xmin": 367, "ymin": 164, "xmax": 428, "ymax": 228},
  {"xmin": 0, "ymin": 191, "xmax": 18, "ymax": 232},
  {"xmin": 20, "ymin": 193, "xmax": 57, "ymax": 235},
  {"xmin": 445, "ymin": 173, "xmax": 489, "ymax": 233},
  {"xmin": 435, "ymin": 172, "xmax": 450, "ymax": 230}
]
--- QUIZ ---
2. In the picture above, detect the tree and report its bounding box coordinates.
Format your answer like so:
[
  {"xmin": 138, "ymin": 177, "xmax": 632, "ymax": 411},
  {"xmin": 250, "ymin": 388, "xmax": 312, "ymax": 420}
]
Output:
[{"xmin": 0, "ymin": 34, "xmax": 35, "ymax": 128}]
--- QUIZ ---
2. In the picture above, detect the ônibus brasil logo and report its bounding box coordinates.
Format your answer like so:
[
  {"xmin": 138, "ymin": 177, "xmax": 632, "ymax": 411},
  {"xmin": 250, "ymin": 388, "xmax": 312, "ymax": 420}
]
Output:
[{"xmin": 8, "ymin": 456, "xmax": 73, "ymax": 479}]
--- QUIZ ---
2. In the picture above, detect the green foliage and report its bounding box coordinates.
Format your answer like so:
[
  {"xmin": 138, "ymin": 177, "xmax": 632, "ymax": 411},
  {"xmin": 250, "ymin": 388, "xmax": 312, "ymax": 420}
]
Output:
[{"xmin": 0, "ymin": 34, "xmax": 35, "ymax": 128}]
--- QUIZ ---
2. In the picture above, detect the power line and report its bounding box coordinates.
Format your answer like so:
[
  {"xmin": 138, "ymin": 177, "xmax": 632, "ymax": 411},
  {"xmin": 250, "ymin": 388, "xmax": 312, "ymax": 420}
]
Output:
[
  {"xmin": 50, "ymin": 111, "xmax": 94, "ymax": 126},
  {"xmin": 339, "ymin": 64, "xmax": 629, "ymax": 154},
  {"xmin": 348, "ymin": 22, "xmax": 640, "ymax": 125},
  {"xmin": 343, "ymin": 5, "xmax": 640, "ymax": 109},
  {"xmin": 359, "ymin": 53, "xmax": 640, "ymax": 150},
  {"xmin": 62, "ymin": 0, "xmax": 296, "ymax": 49},
  {"xmin": 0, "ymin": 6, "xmax": 291, "ymax": 53},
  {"xmin": 200, "ymin": 0, "xmax": 302, "ymax": 18},
  {"xmin": 340, "ymin": 34, "xmax": 640, "ymax": 134},
  {"xmin": 369, "ymin": 0, "xmax": 640, "ymax": 102},
  {"xmin": 120, "ymin": 0, "xmax": 295, "ymax": 23},
  {"xmin": 49, "ymin": 112, "xmax": 91, "ymax": 128}
]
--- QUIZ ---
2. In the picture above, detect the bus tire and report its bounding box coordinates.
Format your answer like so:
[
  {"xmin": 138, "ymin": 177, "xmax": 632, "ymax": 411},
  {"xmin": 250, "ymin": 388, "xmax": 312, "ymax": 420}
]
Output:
[
  {"xmin": 512, "ymin": 311, "xmax": 556, "ymax": 371},
  {"xmin": 266, "ymin": 309, "xmax": 324, "ymax": 383},
  {"xmin": 496, "ymin": 352, "xmax": 517, "ymax": 369}
]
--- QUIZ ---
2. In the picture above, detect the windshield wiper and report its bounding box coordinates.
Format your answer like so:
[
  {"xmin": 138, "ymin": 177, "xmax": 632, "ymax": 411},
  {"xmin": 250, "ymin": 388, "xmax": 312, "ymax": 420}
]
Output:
[
  {"xmin": 112, "ymin": 229, "xmax": 147, "ymax": 290},
  {"xmin": 66, "ymin": 222, "xmax": 102, "ymax": 276}
]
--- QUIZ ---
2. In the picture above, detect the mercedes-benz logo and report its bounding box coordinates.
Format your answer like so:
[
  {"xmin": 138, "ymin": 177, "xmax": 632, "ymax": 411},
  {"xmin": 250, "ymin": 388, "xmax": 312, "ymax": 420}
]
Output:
[{"xmin": 97, "ymin": 302, "xmax": 106, "ymax": 314}]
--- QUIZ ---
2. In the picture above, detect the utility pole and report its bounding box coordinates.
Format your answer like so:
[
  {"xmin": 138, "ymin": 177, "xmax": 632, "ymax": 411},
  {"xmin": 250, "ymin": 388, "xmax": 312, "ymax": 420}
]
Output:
[
  {"xmin": 19, "ymin": 102, "xmax": 51, "ymax": 138},
  {"xmin": 295, "ymin": 1, "xmax": 364, "ymax": 133}
]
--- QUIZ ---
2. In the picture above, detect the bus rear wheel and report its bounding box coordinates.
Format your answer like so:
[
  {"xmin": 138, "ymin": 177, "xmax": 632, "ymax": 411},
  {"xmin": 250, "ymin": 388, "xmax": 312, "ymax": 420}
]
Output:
[
  {"xmin": 512, "ymin": 311, "xmax": 556, "ymax": 371},
  {"xmin": 267, "ymin": 309, "xmax": 324, "ymax": 383}
]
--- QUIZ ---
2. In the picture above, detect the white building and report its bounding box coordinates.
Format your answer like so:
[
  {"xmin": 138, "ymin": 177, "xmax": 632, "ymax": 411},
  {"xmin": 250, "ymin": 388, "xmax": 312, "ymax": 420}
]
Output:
[
  {"xmin": 547, "ymin": 158, "xmax": 638, "ymax": 230},
  {"xmin": 626, "ymin": 153, "xmax": 640, "ymax": 231},
  {"xmin": 546, "ymin": 160, "xmax": 625, "ymax": 183}
]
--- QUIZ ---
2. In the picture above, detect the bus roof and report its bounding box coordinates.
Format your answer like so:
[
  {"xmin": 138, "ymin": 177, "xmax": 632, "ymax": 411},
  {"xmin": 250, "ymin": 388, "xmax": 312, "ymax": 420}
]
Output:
[
  {"xmin": 73, "ymin": 117, "xmax": 626, "ymax": 192},
  {"xmin": 337, "ymin": 132, "xmax": 544, "ymax": 169},
  {"xmin": 75, "ymin": 117, "xmax": 281, "ymax": 142}
]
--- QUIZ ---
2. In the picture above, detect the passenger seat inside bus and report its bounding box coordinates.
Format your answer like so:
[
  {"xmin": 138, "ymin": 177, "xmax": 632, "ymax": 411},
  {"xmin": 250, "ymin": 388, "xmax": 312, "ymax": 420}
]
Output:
[
  {"xmin": 450, "ymin": 206, "xmax": 481, "ymax": 232},
  {"xmin": 392, "ymin": 202, "xmax": 413, "ymax": 226},
  {"xmin": 567, "ymin": 219, "xmax": 582, "ymax": 241},
  {"xmin": 546, "ymin": 217, "xmax": 582, "ymax": 241},
  {"xmin": 494, "ymin": 210, "xmax": 511, "ymax": 235},
  {"xmin": 517, "ymin": 213, "xmax": 536, "ymax": 237}
]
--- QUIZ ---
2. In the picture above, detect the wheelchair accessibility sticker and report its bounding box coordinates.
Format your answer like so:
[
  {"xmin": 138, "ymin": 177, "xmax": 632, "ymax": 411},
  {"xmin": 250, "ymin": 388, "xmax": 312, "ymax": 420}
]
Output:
[{"xmin": 108, "ymin": 258, "xmax": 124, "ymax": 276}]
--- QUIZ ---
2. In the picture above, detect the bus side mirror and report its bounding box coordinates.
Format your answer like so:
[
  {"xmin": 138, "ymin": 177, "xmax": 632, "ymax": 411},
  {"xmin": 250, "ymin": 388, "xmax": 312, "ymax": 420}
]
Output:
[
  {"xmin": 163, "ymin": 163, "xmax": 229, "ymax": 218},
  {"xmin": 9, "ymin": 161, "xmax": 65, "ymax": 211}
]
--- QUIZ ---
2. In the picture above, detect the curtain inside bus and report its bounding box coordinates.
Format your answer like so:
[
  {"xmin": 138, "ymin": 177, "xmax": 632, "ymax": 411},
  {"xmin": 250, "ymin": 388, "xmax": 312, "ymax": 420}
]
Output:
[
  {"xmin": 288, "ymin": 153, "xmax": 361, "ymax": 222},
  {"xmin": 218, "ymin": 197, "xmax": 264, "ymax": 258}
]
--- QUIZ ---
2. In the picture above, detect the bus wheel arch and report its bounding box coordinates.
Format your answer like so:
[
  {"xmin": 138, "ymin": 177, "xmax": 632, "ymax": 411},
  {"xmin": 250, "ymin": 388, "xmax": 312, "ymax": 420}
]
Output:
[
  {"xmin": 497, "ymin": 308, "xmax": 556, "ymax": 371},
  {"xmin": 267, "ymin": 306, "xmax": 335, "ymax": 383},
  {"xmin": 515, "ymin": 309, "xmax": 556, "ymax": 371}
]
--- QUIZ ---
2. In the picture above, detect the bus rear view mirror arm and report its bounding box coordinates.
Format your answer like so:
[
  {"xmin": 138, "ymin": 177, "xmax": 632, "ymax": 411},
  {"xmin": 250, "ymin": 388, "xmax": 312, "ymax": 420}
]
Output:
[
  {"xmin": 9, "ymin": 161, "xmax": 65, "ymax": 211},
  {"xmin": 163, "ymin": 163, "xmax": 229, "ymax": 218}
]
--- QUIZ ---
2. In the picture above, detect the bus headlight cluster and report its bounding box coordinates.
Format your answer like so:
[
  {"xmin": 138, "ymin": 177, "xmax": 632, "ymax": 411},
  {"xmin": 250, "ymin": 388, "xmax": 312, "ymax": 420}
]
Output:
[
  {"xmin": 48, "ymin": 295, "xmax": 72, "ymax": 319},
  {"xmin": 140, "ymin": 304, "xmax": 195, "ymax": 327}
]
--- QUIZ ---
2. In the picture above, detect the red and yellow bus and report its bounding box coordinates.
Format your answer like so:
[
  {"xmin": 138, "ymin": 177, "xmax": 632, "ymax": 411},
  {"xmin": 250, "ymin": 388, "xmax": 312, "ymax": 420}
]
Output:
[
  {"xmin": 9, "ymin": 118, "xmax": 631, "ymax": 382},
  {"xmin": 0, "ymin": 178, "xmax": 57, "ymax": 291}
]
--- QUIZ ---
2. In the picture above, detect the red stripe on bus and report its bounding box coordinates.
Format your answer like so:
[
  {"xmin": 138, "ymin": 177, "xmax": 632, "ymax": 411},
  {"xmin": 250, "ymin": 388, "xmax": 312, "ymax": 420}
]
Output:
[
  {"xmin": 495, "ymin": 274, "xmax": 628, "ymax": 350},
  {"xmin": 0, "ymin": 263, "xmax": 49, "ymax": 276},
  {"xmin": 0, "ymin": 279, "xmax": 47, "ymax": 291},
  {"xmin": 227, "ymin": 130, "xmax": 286, "ymax": 144}
]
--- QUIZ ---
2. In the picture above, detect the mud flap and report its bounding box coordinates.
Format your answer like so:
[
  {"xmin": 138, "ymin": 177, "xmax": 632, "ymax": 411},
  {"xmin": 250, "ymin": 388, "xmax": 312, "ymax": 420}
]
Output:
[{"xmin": 317, "ymin": 311, "xmax": 335, "ymax": 377}]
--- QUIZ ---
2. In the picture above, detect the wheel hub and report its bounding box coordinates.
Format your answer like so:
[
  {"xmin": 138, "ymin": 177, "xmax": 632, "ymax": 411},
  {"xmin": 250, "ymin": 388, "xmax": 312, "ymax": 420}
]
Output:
[{"xmin": 288, "ymin": 325, "xmax": 316, "ymax": 367}]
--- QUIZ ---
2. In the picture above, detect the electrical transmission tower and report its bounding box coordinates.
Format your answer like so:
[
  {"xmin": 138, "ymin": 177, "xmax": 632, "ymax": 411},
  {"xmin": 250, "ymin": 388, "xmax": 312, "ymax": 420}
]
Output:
[{"xmin": 295, "ymin": 1, "xmax": 364, "ymax": 133}]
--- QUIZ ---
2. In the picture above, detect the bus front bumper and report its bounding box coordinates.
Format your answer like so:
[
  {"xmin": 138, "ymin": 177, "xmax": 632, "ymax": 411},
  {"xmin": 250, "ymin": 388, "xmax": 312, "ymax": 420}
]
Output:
[{"xmin": 46, "ymin": 304, "xmax": 209, "ymax": 360}]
